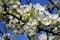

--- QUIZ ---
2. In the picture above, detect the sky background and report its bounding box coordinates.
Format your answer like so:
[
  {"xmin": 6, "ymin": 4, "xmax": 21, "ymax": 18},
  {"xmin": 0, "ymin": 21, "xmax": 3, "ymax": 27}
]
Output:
[{"xmin": 0, "ymin": 0, "xmax": 58, "ymax": 40}]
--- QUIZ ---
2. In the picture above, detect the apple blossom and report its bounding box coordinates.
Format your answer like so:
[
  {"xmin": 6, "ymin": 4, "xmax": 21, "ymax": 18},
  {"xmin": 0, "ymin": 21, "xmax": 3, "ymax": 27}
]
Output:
[
  {"xmin": 0, "ymin": 0, "xmax": 60, "ymax": 40},
  {"xmin": 49, "ymin": 14, "xmax": 58, "ymax": 20}
]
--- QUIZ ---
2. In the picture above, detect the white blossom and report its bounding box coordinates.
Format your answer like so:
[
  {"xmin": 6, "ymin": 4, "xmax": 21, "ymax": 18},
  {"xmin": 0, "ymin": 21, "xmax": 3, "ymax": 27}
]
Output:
[
  {"xmin": 57, "ymin": 17, "xmax": 60, "ymax": 22},
  {"xmin": 38, "ymin": 34, "xmax": 47, "ymax": 40},
  {"xmin": 12, "ymin": 5, "xmax": 17, "ymax": 9},
  {"xmin": 27, "ymin": 19, "xmax": 38, "ymax": 26},
  {"xmin": 2, "ymin": 33, "xmax": 10, "ymax": 40},
  {"xmin": 17, "ymin": 2, "xmax": 21, "ymax": 5},
  {"xmin": 34, "ymin": 3, "xmax": 45, "ymax": 11},
  {"xmin": 0, "ymin": 1, "xmax": 60, "ymax": 40},
  {"xmin": 41, "ymin": 17, "xmax": 51, "ymax": 25},
  {"xmin": 53, "ymin": 27, "xmax": 58, "ymax": 33},
  {"xmin": 17, "ymin": 9, "xmax": 21, "ymax": 13},
  {"xmin": 9, "ymin": 15, "xmax": 13, "ymax": 19},
  {"xmin": 49, "ymin": 14, "xmax": 58, "ymax": 20},
  {"xmin": 14, "ymin": 18, "xmax": 18, "ymax": 22},
  {"xmin": 13, "ymin": 30, "xmax": 19, "ymax": 35},
  {"xmin": 49, "ymin": 36, "xmax": 55, "ymax": 40}
]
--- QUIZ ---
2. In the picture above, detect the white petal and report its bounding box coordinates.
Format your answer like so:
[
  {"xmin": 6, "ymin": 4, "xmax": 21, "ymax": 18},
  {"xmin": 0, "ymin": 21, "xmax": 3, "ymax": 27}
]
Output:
[
  {"xmin": 9, "ymin": 15, "xmax": 13, "ymax": 19},
  {"xmin": 49, "ymin": 14, "xmax": 58, "ymax": 20},
  {"xmin": 12, "ymin": 5, "xmax": 17, "ymax": 8}
]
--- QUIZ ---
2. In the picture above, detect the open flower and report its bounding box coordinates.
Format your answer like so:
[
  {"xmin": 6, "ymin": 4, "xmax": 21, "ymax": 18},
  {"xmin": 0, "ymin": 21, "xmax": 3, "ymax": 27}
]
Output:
[
  {"xmin": 17, "ymin": 9, "xmax": 21, "ymax": 13},
  {"xmin": 52, "ymin": 27, "xmax": 58, "ymax": 33},
  {"xmin": 9, "ymin": 15, "xmax": 13, "ymax": 19},
  {"xmin": 12, "ymin": 5, "xmax": 17, "ymax": 9},
  {"xmin": 28, "ymin": 30, "xmax": 36, "ymax": 37},
  {"xmin": 17, "ymin": 2, "xmax": 21, "ymax": 5},
  {"xmin": 34, "ymin": 3, "xmax": 45, "ymax": 11},
  {"xmin": 27, "ymin": 19, "xmax": 38, "ymax": 26},
  {"xmin": 2, "ymin": 33, "xmax": 10, "ymax": 40},
  {"xmin": 49, "ymin": 36, "xmax": 55, "ymax": 40},
  {"xmin": 38, "ymin": 34, "xmax": 47, "ymax": 40},
  {"xmin": 41, "ymin": 20, "xmax": 51, "ymax": 25},
  {"xmin": 49, "ymin": 14, "xmax": 58, "ymax": 20},
  {"xmin": 57, "ymin": 17, "xmax": 60, "ymax": 22},
  {"xmin": 13, "ymin": 30, "xmax": 19, "ymax": 36},
  {"xmin": 41, "ymin": 17, "xmax": 51, "ymax": 25}
]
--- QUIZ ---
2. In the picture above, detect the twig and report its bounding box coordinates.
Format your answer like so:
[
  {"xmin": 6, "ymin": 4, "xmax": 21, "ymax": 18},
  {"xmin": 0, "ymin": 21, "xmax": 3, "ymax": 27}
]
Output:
[
  {"xmin": 49, "ymin": 0, "xmax": 59, "ymax": 10},
  {"xmin": 37, "ymin": 26, "xmax": 60, "ymax": 36},
  {"xmin": 0, "ymin": 31, "xmax": 3, "ymax": 35},
  {"xmin": 26, "ymin": 0, "xmax": 31, "ymax": 5}
]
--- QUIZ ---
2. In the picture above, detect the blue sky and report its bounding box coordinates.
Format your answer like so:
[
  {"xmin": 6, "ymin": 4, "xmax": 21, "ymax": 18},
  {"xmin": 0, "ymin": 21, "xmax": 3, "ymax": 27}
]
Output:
[{"xmin": 0, "ymin": 0, "xmax": 58, "ymax": 40}]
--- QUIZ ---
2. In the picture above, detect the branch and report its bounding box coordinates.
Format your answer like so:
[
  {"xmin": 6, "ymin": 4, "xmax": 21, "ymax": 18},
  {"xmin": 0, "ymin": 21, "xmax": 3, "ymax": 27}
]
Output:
[
  {"xmin": 26, "ymin": 0, "xmax": 31, "ymax": 5},
  {"xmin": 3, "ymin": 1, "xmax": 28, "ymax": 24},
  {"xmin": 0, "ymin": 31, "xmax": 3, "ymax": 35},
  {"xmin": 20, "ymin": 0, "xmax": 21, "ymax": 3},
  {"xmin": 3, "ymin": 13, "xmax": 25, "ymax": 22},
  {"xmin": 27, "ymin": 35, "xmax": 31, "ymax": 40},
  {"xmin": 49, "ymin": 0, "xmax": 59, "ymax": 10},
  {"xmin": 37, "ymin": 26, "xmax": 60, "ymax": 36}
]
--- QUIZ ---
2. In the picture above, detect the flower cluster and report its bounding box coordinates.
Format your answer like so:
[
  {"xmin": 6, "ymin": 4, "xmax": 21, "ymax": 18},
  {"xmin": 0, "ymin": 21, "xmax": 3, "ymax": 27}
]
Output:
[
  {"xmin": 0, "ymin": 0, "xmax": 60, "ymax": 40},
  {"xmin": 38, "ymin": 34, "xmax": 55, "ymax": 40}
]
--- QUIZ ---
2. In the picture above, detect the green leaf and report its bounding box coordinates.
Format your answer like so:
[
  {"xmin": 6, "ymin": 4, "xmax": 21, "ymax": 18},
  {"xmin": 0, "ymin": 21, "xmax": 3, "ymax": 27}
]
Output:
[
  {"xmin": 0, "ymin": 0, "xmax": 3, "ymax": 6},
  {"xmin": 0, "ymin": 9, "xmax": 4, "ymax": 19},
  {"xmin": 53, "ymin": 21, "xmax": 59, "ymax": 27},
  {"xmin": 31, "ymin": 10, "xmax": 34, "ymax": 16},
  {"xmin": 30, "ymin": 10, "xmax": 36, "ymax": 19},
  {"xmin": 24, "ymin": 14, "xmax": 30, "ymax": 21},
  {"xmin": 9, "ymin": 0, "xmax": 18, "ymax": 4},
  {"xmin": 38, "ymin": 21, "xmax": 42, "ymax": 26}
]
